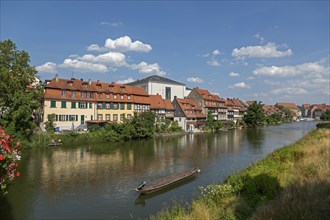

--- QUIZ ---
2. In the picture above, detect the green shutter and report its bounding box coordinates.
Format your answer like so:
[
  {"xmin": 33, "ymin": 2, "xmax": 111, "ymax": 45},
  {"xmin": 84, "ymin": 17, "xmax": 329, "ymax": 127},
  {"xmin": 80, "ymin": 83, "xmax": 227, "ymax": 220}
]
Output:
[
  {"xmin": 66, "ymin": 115, "xmax": 69, "ymax": 121},
  {"xmin": 55, "ymin": 114, "xmax": 58, "ymax": 121},
  {"xmin": 51, "ymin": 100, "xmax": 56, "ymax": 108},
  {"xmin": 110, "ymin": 103, "xmax": 114, "ymax": 109}
]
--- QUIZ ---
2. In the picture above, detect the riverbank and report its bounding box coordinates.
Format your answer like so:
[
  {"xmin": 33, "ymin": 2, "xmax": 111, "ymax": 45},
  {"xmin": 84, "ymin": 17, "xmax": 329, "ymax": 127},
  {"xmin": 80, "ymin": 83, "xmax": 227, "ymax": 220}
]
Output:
[{"xmin": 151, "ymin": 128, "xmax": 330, "ymax": 220}]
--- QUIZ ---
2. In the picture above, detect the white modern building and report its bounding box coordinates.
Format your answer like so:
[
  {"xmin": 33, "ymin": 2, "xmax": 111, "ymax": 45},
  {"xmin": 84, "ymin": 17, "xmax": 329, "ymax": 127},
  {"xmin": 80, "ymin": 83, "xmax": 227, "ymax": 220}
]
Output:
[{"xmin": 126, "ymin": 75, "xmax": 191, "ymax": 101}]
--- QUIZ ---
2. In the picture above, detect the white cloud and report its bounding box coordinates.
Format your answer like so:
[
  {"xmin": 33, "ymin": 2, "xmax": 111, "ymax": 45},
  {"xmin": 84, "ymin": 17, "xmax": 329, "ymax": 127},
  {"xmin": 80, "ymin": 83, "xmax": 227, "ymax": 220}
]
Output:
[
  {"xmin": 130, "ymin": 61, "xmax": 166, "ymax": 76},
  {"xmin": 87, "ymin": 44, "xmax": 107, "ymax": 52},
  {"xmin": 229, "ymin": 72, "xmax": 240, "ymax": 77},
  {"xmin": 232, "ymin": 42, "xmax": 293, "ymax": 59},
  {"xmin": 100, "ymin": 21, "xmax": 123, "ymax": 27},
  {"xmin": 212, "ymin": 50, "xmax": 221, "ymax": 56},
  {"xmin": 36, "ymin": 62, "xmax": 57, "ymax": 74},
  {"xmin": 117, "ymin": 77, "xmax": 134, "ymax": 84},
  {"xmin": 187, "ymin": 77, "xmax": 204, "ymax": 83},
  {"xmin": 253, "ymin": 61, "xmax": 329, "ymax": 77},
  {"xmin": 270, "ymin": 87, "xmax": 307, "ymax": 95},
  {"xmin": 59, "ymin": 59, "xmax": 108, "ymax": 73},
  {"xmin": 254, "ymin": 33, "xmax": 265, "ymax": 44},
  {"xmin": 87, "ymin": 36, "xmax": 152, "ymax": 53},
  {"xmin": 77, "ymin": 52, "xmax": 128, "ymax": 67},
  {"xmin": 230, "ymin": 82, "xmax": 251, "ymax": 89},
  {"xmin": 207, "ymin": 60, "xmax": 221, "ymax": 66}
]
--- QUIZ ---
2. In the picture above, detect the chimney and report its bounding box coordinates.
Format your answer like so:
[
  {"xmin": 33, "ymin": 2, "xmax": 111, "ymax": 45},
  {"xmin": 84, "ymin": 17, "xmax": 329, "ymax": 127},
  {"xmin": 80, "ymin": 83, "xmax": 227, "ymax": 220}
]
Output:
[
  {"xmin": 88, "ymin": 79, "xmax": 92, "ymax": 85},
  {"xmin": 55, "ymin": 74, "xmax": 59, "ymax": 82},
  {"xmin": 80, "ymin": 78, "xmax": 83, "ymax": 81}
]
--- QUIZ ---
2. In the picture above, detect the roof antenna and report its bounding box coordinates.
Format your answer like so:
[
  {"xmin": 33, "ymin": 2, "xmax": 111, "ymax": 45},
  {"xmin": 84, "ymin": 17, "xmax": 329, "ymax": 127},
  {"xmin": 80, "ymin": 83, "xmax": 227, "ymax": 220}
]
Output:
[{"xmin": 71, "ymin": 71, "xmax": 74, "ymax": 79}]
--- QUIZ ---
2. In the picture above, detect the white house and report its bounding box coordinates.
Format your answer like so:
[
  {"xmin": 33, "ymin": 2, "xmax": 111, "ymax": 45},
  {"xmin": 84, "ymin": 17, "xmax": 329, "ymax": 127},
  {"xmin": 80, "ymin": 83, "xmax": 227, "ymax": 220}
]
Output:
[{"xmin": 126, "ymin": 75, "xmax": 190, "ymax": 101}]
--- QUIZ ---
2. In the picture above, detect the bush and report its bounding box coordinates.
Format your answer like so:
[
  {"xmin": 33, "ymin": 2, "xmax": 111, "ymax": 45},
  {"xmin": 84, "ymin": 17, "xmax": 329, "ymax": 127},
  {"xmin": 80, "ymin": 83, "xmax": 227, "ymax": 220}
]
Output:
[{"xmin": 0, "ymin": 128, "xmax": 22, "ymax": 195}]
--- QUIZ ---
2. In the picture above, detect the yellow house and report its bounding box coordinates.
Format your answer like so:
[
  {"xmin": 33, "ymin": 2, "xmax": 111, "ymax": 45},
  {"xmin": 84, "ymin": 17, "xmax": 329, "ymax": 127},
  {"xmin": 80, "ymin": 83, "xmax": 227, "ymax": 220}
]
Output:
[{"xmin": 43, "ymin": 77, "xmax": 97, "ymax": 130}]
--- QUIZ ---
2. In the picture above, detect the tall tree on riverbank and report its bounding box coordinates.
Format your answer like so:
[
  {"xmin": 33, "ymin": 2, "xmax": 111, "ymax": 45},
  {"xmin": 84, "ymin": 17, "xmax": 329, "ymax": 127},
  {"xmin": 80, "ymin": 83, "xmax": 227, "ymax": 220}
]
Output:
[
  {"xmin": 244, "ymin": 101, "xmax": 266, "ymax": 127},
  {"xmin": 0, "ymin": 40, "xmax": 42, "ymax": 139}
]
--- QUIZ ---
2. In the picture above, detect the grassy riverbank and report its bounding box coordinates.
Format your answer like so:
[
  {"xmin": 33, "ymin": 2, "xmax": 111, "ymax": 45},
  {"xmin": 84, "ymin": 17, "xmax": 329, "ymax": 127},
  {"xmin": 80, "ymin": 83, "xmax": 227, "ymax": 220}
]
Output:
[{"xmin": 151, "ymin": 128, "xmax": 330, "ymax": 220}]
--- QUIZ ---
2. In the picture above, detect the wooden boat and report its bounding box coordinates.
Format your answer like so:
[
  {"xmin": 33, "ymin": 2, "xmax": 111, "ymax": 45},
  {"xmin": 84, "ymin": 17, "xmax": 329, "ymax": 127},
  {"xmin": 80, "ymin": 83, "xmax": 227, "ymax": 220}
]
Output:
[
  {"xmin": 48, "ymin": 142, "xmax": 62, "ymax": 147},
  {"xmin": 135, "ymin": 167, "xmax": 200, "ymax": 195}
]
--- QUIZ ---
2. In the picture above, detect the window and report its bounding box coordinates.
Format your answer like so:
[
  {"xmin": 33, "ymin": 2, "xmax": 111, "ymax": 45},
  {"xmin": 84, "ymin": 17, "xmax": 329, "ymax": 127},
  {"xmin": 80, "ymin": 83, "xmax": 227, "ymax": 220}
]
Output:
[
  {"xmin": 81, "ymin": 92, "xmax": 86, "ymax": 98},
  {"xmin": 97, "ymin": 103, "xmax": 103, "ymax": 109},
  {"xmin": 59, "ymin": 115, "xmax": 66, "ymax": 121},
  {"xmin": 79, "ymin": 102, "xmax": 87, "ymax": 109},
  {"xmin": 113, "ymin": 94, "xmax": 117, "ymax": 100},
  {"xmin": 113, "ymin": 103, "xmax": 118, "ymax": 110},
  {"xmin": 127, "ymin": 114, "xmax": 132, "ymax": 120},
  {"xmin": 61, "ymin": 90, "xmax": 66, "ymax": 96},
  {"xmin": 105, "ymin": 114, "xmax": 110, "ymax": 121},
  {"xmin": 89, "ymin": 103, "xmax": 92, "ymax": 109},
  {"xmin": 97, "ymin": 114, "xmax": 103, "ymax": 120},
  {"xmin": 61, "ymin": 101, "xmax": 66, "ymax": 108},
  {"xmin": 105, "ymin": 103, "xmax": 110, "ymax": 109},
  {"xmin": 71, "ymin": 91, "xmax": 75, "ymax": 97},
  {"xmin": 69, "ymin": 115, "xmax": 78, "ymax": 121},
  {"xmin": 113, "ymin": 114, "xmax": 118, "ymax": 121},
  {"xmin": 50, "ymin": 100, "xmax": 56, "ymax": 108},
  {"xmin": 71, "ymin": 102, "xmax": 76, "ymax": 108},
  {"xmin": 86, "ymin": 92, "xmax": 91, "ymax": 98},
  {"xmin": 98, "ymin": 93, "xmax": 102, "ymax": 98},
  {"xmin": 127, "ymin": 103, "xmax": 131, "ymax": 110},
  {"xmin": 120, "ymin": 103, "xmax": 125, "ymax": 110},
  {"xmin": 120, "ymin": 114, "xmax": 125, "ymax": 121},
  {"xmin": 120, "ymin": 95, "xmax": 124, "ymax": 100},
  {"xmin": 106, "ymin": 93, "xmax": 110, "ymax": 99},
  {"xmin": 165, "ymin": 87, "xmax": 171, "ymax": 100},
  {"xmin": 127, "ymin": 95, "xmax": 131, "ymax": 100}
]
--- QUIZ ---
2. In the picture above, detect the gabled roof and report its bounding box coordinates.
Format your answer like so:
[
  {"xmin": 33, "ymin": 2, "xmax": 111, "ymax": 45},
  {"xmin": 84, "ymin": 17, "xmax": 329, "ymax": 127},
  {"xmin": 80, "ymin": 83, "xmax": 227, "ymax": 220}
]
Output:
[
  {"xmin": 149, "ymin": 94, "xmax": 174, "ymax": 110},
  {"xmin": 276, "ymin": 102, "xmax": 300, "ymax": 111},
  {"xmin": 126, "ymin": 75, "xmax": 185, "ymax": 86},
  {"xmin": 175, "ymin": 98, "xmax": 206, "ymax": 118}
]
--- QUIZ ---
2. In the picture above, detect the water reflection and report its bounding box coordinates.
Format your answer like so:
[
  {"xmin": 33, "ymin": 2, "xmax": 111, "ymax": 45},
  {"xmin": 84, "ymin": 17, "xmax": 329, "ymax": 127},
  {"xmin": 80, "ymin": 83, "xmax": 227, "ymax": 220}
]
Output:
[{"xmin": 0, "ymin": 121, "xmax": 318, "ymax": 220}]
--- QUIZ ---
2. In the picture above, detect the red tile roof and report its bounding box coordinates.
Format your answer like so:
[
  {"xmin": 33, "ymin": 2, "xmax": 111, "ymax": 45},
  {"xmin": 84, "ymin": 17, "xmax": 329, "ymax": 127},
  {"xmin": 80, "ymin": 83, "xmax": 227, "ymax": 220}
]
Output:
[
  {"xmin": 276, "ymin": 102, "xmax": 300, "ymax": 111},
  {"xmin": 175, "ymin": 98, "xmax": 206, "ymax": 118},
  {"xmin": 149, "ymin": 95, "xmax": 174, "ymax": 110}
]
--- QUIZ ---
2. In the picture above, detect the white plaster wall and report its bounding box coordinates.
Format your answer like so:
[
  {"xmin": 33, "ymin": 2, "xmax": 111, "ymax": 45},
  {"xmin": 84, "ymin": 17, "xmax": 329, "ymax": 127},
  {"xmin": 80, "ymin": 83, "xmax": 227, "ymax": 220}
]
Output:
[{"xmin": 149, "ymin": 82, "xmax": 186, "ymax": 100}]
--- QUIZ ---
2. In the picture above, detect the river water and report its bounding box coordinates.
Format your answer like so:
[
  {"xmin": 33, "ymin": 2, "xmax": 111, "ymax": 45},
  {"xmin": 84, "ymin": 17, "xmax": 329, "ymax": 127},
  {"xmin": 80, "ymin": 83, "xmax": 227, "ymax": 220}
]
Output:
[{"xmin": 0, "ymin": 121, "xmax": 318, "ymax": 219}]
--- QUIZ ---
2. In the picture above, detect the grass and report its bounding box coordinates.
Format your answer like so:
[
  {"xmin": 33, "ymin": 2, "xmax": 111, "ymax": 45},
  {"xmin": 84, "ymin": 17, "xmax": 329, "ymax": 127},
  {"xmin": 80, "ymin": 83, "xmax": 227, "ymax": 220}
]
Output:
[{"xmin": 150, "ymin": 128, "xmax": 330, "ymax": 220}]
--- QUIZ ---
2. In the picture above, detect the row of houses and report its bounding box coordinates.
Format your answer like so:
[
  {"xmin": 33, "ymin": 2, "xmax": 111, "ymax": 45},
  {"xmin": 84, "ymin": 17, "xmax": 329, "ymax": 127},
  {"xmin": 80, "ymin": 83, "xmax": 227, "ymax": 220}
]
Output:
[{"xmin": 41, "ymin": 75, "xmax": 329, "ymax": 132}]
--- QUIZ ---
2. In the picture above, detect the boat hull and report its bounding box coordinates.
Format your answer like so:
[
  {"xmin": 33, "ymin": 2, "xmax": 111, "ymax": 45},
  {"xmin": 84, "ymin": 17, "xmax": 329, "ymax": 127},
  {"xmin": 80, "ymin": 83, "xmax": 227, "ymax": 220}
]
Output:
[{"xmin": 136, "ymin": 167, "xmax": 199, "ymax": 195}]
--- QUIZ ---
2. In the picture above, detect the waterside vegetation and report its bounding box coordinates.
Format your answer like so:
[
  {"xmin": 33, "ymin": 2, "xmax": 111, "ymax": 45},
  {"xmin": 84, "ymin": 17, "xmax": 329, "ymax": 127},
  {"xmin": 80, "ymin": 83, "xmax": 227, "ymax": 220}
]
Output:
[{"xmin": 151, "ymin": 128, "xmax": 330, "ymax": 220}]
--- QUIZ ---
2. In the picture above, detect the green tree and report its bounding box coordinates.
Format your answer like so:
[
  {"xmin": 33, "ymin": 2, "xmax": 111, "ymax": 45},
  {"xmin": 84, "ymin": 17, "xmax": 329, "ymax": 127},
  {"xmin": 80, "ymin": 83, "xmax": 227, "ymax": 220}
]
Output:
[
  {"xmin": 206, "ymin": 110, "xmax": 215, "ymax": 130},
  {"xmin": 131, "ymin": 111, "xmax": 156, "ymax": 138},
  {"xmin": 44, "ymin": 113, "xmax": 56, "ymax": 132},
  {"xmin": 0, "ymin": 40, "xmax": 42, "ymax": 139},
  {"xmin": 244, "ymin": 101, "xmax": 266, "ymax": 127},
  {"xmin": 320, "ymin": 109, "xmax": 330, "ymax": 120},
  {"xmin": 276, "ymin": 105, "xmax": 293, "ymax": 122}
]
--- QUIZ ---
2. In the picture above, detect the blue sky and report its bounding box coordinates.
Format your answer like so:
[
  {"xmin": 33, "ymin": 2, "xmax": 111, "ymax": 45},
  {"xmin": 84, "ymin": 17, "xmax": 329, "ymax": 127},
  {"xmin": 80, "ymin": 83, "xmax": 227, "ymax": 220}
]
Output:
[{"xmin": 1, "ymin": 1, "xmax": 329, "ymax": 105}]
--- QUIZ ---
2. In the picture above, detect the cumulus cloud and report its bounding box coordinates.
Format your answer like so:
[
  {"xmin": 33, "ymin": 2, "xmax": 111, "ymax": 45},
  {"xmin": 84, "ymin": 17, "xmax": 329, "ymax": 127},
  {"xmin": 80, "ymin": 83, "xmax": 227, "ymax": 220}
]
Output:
[
  {"xmin": 130, "ymin": 62, "xmax": 166, "ymax": 76},
  {"xmin": 253, "ymin": 61, "xmax": 329, "ymax": 77},
  {"xmin": 88, "ymin": 36, "xmax": 152, "ymax": 53},
  {"xmin": 77, "ymin": 52, "xmax": 128, "ymax": 67},
  {"xmin": 254, "ymin": 33, "xmax": 265, "ymax": 44},
  {"xmin": 36, "ymin": 62, "xmax": 57, "ymax": 74},
  {"xmin": 117, "ymin": 77, "xmax": 135, "ymax": 84},
  {"xmin": 207, "ymin": 60, "xmax": 221, "ymax": 66},
  {"xmin": 212, "ymin": 50, "xmax": 221, "ymax": 56},
  {"xmin": 232, "ymin": 42, "xmax": 293, "ymax": 59},
  {"xmin": 229, "ymin": 72, "xmax": 240, "ymax": 77},
  {"xmin": 187, "ymin": 77, "xmax": 204, "ymax": 83},
  {"xmin": 59, "ymin": 59, "xmax": 108, "ymax": 73},
  {"xmin": 230, "ymin": 82, "xmax": 251, "ymax": 89}
]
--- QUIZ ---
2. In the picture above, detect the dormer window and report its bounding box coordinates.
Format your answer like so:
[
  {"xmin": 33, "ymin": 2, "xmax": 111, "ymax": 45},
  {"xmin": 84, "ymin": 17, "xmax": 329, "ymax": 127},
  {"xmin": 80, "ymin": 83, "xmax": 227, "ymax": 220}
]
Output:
[
  {"xmin": 68, "ymin": 81, "xmax": 73, "ymax": 86},
  {"xmin": 83, "ymin": 83, "xmax": 87, "ymax": 88},
  {"xmin": 98, "ymin": 93, "xmax": 102, "ymax": 98},
  {"xmin": 61, "ymin": 90, "xmax": 66, "ymax": 96},
  {"xmin": 127, "ymin": 95, "xmax": 131, "ymax": 100},
  {"xmin": 120, "ymin": 95, "xmax": 124, "ymax": 100},
  {"xmin": 114, "ymin": 94, "xmax": 117, "ymax": 100},
  {"xmin": 110, "ymin": 86, "xmax": 114, "ymax": 91},
  {"xmin": 97, "ymin": 84, "xmax": 101, "ymax": 89},
  {"xmin": 106, "ymin": 93, "xmax": 110, "ymax": 99}
]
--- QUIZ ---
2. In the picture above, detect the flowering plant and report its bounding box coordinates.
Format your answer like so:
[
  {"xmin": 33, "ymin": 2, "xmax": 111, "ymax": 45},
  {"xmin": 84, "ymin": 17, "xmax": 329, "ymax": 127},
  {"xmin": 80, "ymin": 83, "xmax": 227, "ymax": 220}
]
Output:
[{"xmin": 0, "ymin": 128, "xmax": 21, "ymax": 195}]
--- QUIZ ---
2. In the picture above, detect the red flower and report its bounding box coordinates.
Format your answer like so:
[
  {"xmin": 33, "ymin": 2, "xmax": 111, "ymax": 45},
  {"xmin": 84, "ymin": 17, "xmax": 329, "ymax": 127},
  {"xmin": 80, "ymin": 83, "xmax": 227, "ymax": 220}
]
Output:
[
  {"xmin": 0, "ymin": 154, "xmax": 4, "ymax": 161},
  {"xmin": 16, "ymin": 171, "xmax": 21, "ymax": 177}
]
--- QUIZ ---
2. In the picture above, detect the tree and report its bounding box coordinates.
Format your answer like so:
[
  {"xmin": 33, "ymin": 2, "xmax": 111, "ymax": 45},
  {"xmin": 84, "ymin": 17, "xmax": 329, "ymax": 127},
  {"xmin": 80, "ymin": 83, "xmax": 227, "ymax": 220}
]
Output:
[
  {"xmin": 244, "ymin": 101, "xmax": 266, "ymax": 127},
  {"xmin": 44, "ymin": 114, "xmax": 56, "ymax": 132},
  {"xmin": 131, "ymin": 111, "xmax": 156, "ymax": 138},
  {"xmin": 0, "ymin": 40, "xmax": 42, "ymax": 139},
  {"xmin": 276, "ymin": 105, "xmax": 293, "ymax": 122},
  {"xmin": 320, "ymin": 109, "xmax": 330, "ymax": 121}
]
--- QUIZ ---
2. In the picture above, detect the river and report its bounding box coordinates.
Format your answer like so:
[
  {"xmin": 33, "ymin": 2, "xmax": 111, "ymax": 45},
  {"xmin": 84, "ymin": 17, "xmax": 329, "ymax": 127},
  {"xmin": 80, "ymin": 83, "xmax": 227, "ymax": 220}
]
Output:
[{"xmin": 0, "ymin": 121, "xmax": 318, "ymax": 219}]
